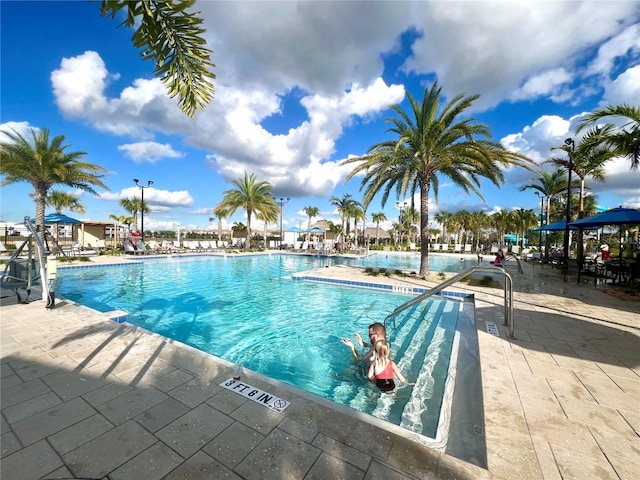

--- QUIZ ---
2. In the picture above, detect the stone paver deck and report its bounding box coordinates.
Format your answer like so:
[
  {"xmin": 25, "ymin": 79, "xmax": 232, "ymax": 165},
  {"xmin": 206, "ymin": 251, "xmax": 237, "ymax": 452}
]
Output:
[{"xmin": 1, "ymin": 253, "xmax": 639, "ymax": 479}]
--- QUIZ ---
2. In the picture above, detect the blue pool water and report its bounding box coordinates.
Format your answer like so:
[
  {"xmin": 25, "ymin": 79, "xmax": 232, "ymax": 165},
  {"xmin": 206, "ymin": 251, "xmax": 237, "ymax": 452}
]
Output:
[
  {"xmin": 339, "ymin": 251, "xmax": 478, "ymax": 272},
  {"xmin": 54, "ymin": 254, "xmax": 460, "ymax": 438}
]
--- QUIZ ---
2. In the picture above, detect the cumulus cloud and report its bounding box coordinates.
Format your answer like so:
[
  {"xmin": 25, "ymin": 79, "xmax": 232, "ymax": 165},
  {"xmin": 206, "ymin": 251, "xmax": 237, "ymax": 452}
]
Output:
[
  {"xmin": 99, "ymin": 187, "xmax": 193, "ymax": 208},
  {"xmin": 118, "ymin": 142, "xmax": 184, "ymax": 164},
  {"xmin": 0, "ymin": 121, "xmax": 37, "ymax": 139}
]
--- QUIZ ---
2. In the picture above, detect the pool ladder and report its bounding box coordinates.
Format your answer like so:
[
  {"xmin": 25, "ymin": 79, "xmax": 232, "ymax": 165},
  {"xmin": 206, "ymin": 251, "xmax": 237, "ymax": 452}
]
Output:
[{"xmin": 383, "ymin": 264, "xmax": 518, "ymax": 339}]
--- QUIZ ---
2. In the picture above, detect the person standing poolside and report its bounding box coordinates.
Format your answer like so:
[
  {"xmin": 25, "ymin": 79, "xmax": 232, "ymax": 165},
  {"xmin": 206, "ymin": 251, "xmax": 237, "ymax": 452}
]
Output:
[
  {"xmin": 342, "ymin": 322, "xmax": 386, "ymax": 361},
  {"xmin": 368, "ymin": 339, "xmax": 412, "ymax": 393}
]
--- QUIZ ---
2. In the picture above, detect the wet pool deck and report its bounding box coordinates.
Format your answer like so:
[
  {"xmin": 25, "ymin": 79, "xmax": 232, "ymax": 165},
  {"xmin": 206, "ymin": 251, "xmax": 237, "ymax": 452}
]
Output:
[{"xmin": 1, "ymin": 253, "xmax": 639, "ymax": 479}]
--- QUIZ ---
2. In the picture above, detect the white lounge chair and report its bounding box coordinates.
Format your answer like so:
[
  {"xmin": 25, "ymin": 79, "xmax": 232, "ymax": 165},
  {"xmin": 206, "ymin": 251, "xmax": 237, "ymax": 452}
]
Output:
[
  {"xmin": 454, "ymin": 244, "xmax": 462, "ymax": 253},
  {"xmin": 464, "ymin": 244, "xmax": 472, "ymax": 253}
]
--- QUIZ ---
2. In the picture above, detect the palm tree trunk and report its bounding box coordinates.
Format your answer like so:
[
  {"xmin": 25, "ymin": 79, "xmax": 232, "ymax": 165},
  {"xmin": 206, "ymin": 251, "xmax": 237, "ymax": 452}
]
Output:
[
  {"xmin": 245, "ymin": 211, "xmax": 252, "ymax": 251},
  {"xmin": 35, "ymin": 188, "xmax": 46, "ymax": 242},
  {"xmin": 419, "ymin": 181, "xmax": 430, "ymax": 275}
]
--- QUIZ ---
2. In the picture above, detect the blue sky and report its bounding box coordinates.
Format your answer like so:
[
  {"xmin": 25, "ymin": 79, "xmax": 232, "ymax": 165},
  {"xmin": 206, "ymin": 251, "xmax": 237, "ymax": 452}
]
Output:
[{"xmin": 2, "ymin": 1, "xmax": 639, "ymax": 235}]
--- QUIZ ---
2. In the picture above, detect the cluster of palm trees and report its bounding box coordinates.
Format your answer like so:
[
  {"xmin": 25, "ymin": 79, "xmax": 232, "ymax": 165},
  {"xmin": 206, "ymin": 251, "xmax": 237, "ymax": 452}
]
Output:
[{"xmin": 1, "ymin": 86, "xmax": 636, "ymax": 272}]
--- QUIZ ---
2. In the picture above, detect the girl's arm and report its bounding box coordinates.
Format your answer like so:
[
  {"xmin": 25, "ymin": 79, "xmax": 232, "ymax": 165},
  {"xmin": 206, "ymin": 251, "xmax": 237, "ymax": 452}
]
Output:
[
  {"xmin": 392, "ymin": 361, "xmax": 413, "ymax": 385},
  {"xmin": 367, "ymin": 362, "xmax": 375, "ymax": 380}
]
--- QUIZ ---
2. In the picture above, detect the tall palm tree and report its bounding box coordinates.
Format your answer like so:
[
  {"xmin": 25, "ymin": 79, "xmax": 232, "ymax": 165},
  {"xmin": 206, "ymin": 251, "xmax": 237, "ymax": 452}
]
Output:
[
  {"xmin": 119, "ymin": 197, "xmax": 148, "ymax": 233},
  {"xmin": 371, "ymin": 212, "xmax": 387, "ymax": 245},
  {"xmin": 1, "ymin": 128, "xmax": 108, "ymax": 240},
  {"xmin": 403, "ymin": 206, "xmax": 420, "ymax": 243},
  {"xmin": 46, "ymin": 190, "xmax": 86, "ymax": 215},
  {"xmin": 303, "ymin": 206, "xmax": 319, "ymax": 241},
  {"xmin": 343, "ymin": 83, "xmax": 534, "ymax": 274},
  {"xmin": 577, "ymin": 104, "xmax": 640, "ymax": 170},
  {"xmin": 468, "ymin": 210, "xmax": 489, "ymax": 248},
  {"xmin": 100, "ymin": 0, "xmax": 215, "ymax": 117},
  {"xmin": 519, "ymin": 169, "xmax": 568, "ymax": 226},
  {"xmin": 214, "ymin": 172, "xmax": 278, "ymax": 251},
  {"xmin": 329, "ymin": 194, "xmax": 358, "ymax": 243},
  {"xmin": 349, "ymin": 202, "xmax": 365, "ymax": 248},
  {"xmin": 434, "ymin": 211, "xmax": 454, "ymax": 246},
  {"xmin": 108, "ymin": 213, "xmax": 134, "ymax": 248},
  {"xmin": 211, "ymin": 205, "xmax": 229, "ymax": 241},
  {"xmin": 547, "ymin": 136, "xmax": 614, "ymax": 260},
  {"xmin": 491, "ymin": 210, "xmax": 515, "ymax": 246},
  {"xmin": 512, "ymin": 208, "xmax": 538, "ymax": 247}
]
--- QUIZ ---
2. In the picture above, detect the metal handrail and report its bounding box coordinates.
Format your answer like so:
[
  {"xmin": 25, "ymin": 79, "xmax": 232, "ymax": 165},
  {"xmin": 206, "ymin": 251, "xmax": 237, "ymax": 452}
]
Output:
[
  {"xmin": 24, "ymin": 217, "xmax": 55, "ymax": 308},
  {"xmin": 383, "ymin": 265, "xmax": 516, "ymax": 338}
]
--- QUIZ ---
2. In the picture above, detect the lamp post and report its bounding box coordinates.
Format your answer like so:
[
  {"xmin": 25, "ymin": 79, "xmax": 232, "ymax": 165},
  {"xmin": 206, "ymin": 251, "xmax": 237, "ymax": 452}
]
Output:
[
  {"xmin": 276, "ymin": 197, "xmax": 290, "ymax": 249},
  {"xmin": 563, "ymin": 138, "xmax": 574, "ymax": 264},
  {"xmin": 534, "ymin": 192, "xmax": 545, "ymax": 253},
  {"xmin": 396, "ymin": 201, "xmax": 408, "ymax": 247},
  {"xmin": 133, "ymin": 179, "xmax": 153, "ymax": 242}
]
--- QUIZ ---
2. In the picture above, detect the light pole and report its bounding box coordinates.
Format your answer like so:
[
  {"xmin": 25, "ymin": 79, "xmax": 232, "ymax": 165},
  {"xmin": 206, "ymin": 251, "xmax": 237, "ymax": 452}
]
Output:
[
  {"xmin": 396, "ymin": 201, "xmax": 408, "ymax": 247},
  {"xmin": 133, "ymin": 179, "xmax": 153, "ymax": 242},
  {"xmin": 563, "ymin": 138, "xmax": 574, "ymax": 264},
  {"xmin": 534, "ymin": 192, "xmax": 545, "ymax": 253},
  {"xmin": 276, "ymin": 197, "xmax": 290, "ymax": 249}
]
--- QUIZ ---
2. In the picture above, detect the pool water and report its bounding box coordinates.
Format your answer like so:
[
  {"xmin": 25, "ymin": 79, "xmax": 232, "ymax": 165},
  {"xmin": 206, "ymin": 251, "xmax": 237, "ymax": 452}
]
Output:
[
  {"xmin": 340, "ymin": 251, "xmax": 478, "ymax": 272},
  {"xmin": 54, "ymin": 254, "xmax": 460, "ymax": 438}
]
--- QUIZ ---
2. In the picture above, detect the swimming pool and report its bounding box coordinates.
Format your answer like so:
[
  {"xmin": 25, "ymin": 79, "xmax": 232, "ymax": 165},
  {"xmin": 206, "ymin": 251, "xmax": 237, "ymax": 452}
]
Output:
[
  {"xmin": 338, "ymin": 251, "xmax": 479, "ymax": 272},
  {"xmin": 54, "ymin": 254, "xmax": 462, "ymax": 439}
]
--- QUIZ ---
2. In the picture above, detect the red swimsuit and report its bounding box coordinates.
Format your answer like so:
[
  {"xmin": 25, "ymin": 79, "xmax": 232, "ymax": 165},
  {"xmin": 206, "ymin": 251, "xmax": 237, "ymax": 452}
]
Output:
[{"xmin": 372, "ymin": 361, "xmax": 396, "ymax": 392}]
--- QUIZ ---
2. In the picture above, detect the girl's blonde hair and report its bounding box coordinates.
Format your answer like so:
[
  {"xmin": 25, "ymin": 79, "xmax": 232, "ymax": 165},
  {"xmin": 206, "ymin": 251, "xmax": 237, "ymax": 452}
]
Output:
[{"xmin": 374, "ymin": 339, "xmax": 390, "ymax": 369}]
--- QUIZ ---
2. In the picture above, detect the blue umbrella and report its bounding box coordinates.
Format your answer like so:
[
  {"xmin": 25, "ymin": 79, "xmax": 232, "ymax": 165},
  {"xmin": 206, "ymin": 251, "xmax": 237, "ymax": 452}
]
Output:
[
  {"xmin": 571, "ymin": 207, "xmax": 640, "ymax": 261},
  {"xmin": 532, "ymin": 219, "xmax": 578, "ymax": 232},
  {"xmin": 285, "ymin": 226, "xmax": 304, "ymax": 233},
  {"xmin": 307, "ymin": 226, "xmax": 325, "ymax": 234},
  {"xmin": 44, "ymin": 213, "xmax": 82, "ymax": 225},
  {"xmin": 570, "ymin": 207, "xmax": 640, "ymax": 228}
]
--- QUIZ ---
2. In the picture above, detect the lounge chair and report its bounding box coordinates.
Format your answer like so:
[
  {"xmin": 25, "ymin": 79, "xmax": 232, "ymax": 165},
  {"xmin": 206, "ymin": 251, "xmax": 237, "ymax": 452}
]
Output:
[
  {"xmin": 453, "ymin": 244, "xmax": 462, "ymax": 253},
  {"xmin": 511, "ymin": 245, "xmax": 521, "ymax": 256},
  {"xmin": 464, "ymin": 244, "xmax": 472, "ymax": 253}
]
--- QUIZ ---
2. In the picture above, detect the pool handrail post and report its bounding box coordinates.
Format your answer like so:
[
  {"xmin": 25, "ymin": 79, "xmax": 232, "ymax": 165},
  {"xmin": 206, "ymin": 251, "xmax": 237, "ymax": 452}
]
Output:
[{"xmin": 383, "ymin": 265, "xmax": 517, "ymax": 339}]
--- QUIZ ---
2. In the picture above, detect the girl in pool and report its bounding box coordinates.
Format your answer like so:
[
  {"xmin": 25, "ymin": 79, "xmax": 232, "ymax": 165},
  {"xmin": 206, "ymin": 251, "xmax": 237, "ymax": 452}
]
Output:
[{"xmin": 368, "ymin": 339, "xmax": 412, "ymax": 393}]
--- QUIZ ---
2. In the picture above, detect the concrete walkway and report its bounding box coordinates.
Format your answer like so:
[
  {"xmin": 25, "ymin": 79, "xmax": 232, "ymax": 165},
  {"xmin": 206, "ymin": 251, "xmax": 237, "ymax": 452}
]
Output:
[{"xmin": 1, "ymin": 255, "xmax": 639, "ymax": 479}]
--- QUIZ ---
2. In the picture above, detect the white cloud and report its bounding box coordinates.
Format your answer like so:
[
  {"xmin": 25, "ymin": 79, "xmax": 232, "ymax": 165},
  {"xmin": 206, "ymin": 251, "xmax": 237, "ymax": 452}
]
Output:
[
  {"xmin": 510, "ymin": 69, "xmax": 573, "ymax": 102},
  {"xmin": 601, "ymin": 65, "xmax": 640, "ymax": 106},
  {"xmin": 99, "ymin": 187, "xmax": 193, "ymax": 208},
  {"xmin": 0, "ymin": 121, "xmax": 36, "ymax": 139},
  {"xmin": 586, "ymin": 24, "xmax": 640, "ymax": 77},
  {"xmin": 118, "ymin": 142, "xmax": 184, "ymax": 164}
]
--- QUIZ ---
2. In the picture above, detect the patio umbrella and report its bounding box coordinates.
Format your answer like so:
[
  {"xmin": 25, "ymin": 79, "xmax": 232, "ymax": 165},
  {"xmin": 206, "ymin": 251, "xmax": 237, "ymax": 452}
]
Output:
[
  {"xmin": 43, "ymin": 213, "xmax": 82, "ymax": 225},
  {"xmin": 532, "ymin": 219, "xmax": 578, "ymax": 232},
  {"xmin": 285, "ymin": 226, "xmax": 304, "ymax": 233},
  {"xmin": 571, "ymin": 207, "xmax": 640, "ymax": 261},
  {"xmin": 307, "ymin": 227, "xmax": 325, "ymax": 234}
]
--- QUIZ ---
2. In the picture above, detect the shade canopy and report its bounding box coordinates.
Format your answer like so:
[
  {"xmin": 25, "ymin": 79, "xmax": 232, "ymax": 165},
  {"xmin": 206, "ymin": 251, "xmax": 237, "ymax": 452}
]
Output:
[
  {"xmin": 533, "ymin": 219, "xmax": 578, "ymax": 232},
  {"xmin": 285, "ymin": 226, "xmax": 304, "ymax": 233},
  {"xmin": 44, "ymin": 213, "xmax": 82, "ymax": 225},
  {"xmin": 307, "ymin": 226, "xmax": 325, "ymax": 234},
  {"xmin": 570, "ymin": 207, "xmax": 640, "ymax": 229}
]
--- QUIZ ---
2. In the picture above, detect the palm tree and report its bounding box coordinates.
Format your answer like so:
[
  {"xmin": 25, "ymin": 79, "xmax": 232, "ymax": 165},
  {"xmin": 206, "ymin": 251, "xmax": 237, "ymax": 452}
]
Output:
[
  {"xmin": 349, "ymin": 203, "xmax": 365, "ymax": 248},
  {"xmin": 468, "ymin": 210, "xmax": 489, "ymax": 248},
  {"xmin": 211, "ymin": 205, "xmax": 229, "ymax": 242},
  {"xmin": 214, "ymin": 172, "xmax": 278, "ymax": 251},
  {"xmin": 371, "ymin": 212, "xmax": 387, "ymax": 245},
  {"xmin": 519, "ymin": 169, "xmax": 568, "ymax": 226},
  {"xmin": 577, "ymin": 104, "xmax": 640, "ymax": 170},
  {"xmin": 343, "ymin": 83, "xmax": 534, "ymax": 274},
  {"xmin": 547, "ymin": 136, "xmax": 614, "ymax": 260},
  {"xmin": 434, "ymin": 211, "xmax": 454, "ymax": 247},
  {"xmin": 1, "ymin": 128, "xmax": 108, "ymax": 240},
  {"xmin": 303, "ymin": 206, "xmax": 319, "ymax": 241},
  {"xmin": 329, "ymin": 194, "xmax": 358, "ymax": 243},
  {"xmin": 108, "ymin": 213, "xmax": 134, "ymax": 248},
  {"xmin": 512, "ymin": 208, "xmax": 538, "ymax": 247},
  {"xmin": 491, "ymin": 210, "xmax": 515, "ymax": 246},
  {"xmin": 403, "ymin": 206, "xmax": 420, "ymax": 244},
  {"xmin": 119, "ymin": 197, "xmax": 148, "ymax": 233},
  {"xmin": 100, "ymin": 0, "xmax": 215, "ymax": 117},
  {"xmin": 46, "ymin": 190, "xmax": 86, "ymax": 215}
]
